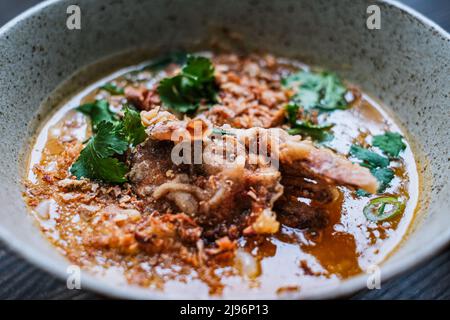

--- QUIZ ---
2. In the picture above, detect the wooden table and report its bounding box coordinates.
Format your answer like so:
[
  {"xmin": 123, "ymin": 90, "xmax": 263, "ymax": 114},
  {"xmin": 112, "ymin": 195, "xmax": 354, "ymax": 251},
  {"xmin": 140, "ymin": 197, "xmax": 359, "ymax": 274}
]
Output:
[{"xmin": 0, "ymin": 0, "xmax": 449, "ymax": 299}]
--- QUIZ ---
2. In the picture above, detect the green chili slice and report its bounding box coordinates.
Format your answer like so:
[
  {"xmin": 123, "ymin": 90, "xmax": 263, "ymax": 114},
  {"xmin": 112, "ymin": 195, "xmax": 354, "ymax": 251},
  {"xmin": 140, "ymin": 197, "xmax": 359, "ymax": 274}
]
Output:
[{"xmin": 363, "ymin": 197, "xmax": 404, "ymax": 222}]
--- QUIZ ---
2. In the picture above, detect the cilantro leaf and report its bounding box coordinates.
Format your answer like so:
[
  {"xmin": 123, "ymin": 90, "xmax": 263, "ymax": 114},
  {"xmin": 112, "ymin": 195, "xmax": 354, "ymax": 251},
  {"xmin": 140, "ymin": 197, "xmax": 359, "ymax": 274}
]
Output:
[
  {"xmin": 76, "ymin": 100, "xmax": 118, "ymax": 131},
  {"xmin": 355, "ymin": 189, "xmax": 371, "ymax": 197},
  {"xmin": 158, "ymin": 76, "xmax": 200, "ymax": 113},
  {"xmin": 182, "ymin": 56, "xmax": 215, "ymax": 82},
  {"xmin": 70, "ymin": 121, "xmax": 128, "ymax": 183},
  {"xmin": 287, "ymin": 121, "xmax": 334, "ymax": 142},
  {"xmin": 71, "ymin": 103, "xmax": 148, "ymax": 183},
  {"xmin": 92, "ymin": 158, "xmax": 128, "ymax": 183},
  {"xmin": 320, "ymin": 73, "xmax": 348, "ymax": 111},
  {"xmin": 285, "ymin": 102, "xmax": 334, "ymax": 142},
  {"xmin": 349, "ymin": 145, "xmax": 390, "ymax": 169},
  {"xmin": 285, "ymin": 102, "xmax": 300, "ymax": 125},
  {"xmin": 70, "ymin": 150, "xmax": 128, "ymax": 183},
  {"xmin": 119, "ymin": 107, "xmax": 147, "ymax": 146},
  {"xmin": 90, "ymin": 121, "xmax": 128, "ymax": 156},
  {"xmin": 282, "ymin": 71, "xmax": 348, "ymax": 112},
  {"xmin": 100, "ymin": 83, "xmax": 125, "ymax": 95},
  {"xmin": 372, "ymin": 131, "xmax": 406, "ymax": 158},
  {"xmin": 158, "ymin": 55, "xmax": 218, "ymax": 113},
  {"xmin": 370, "ymin": 167, "xmax": 395, "ymax": 193},
  {"xmin": 349, "ymin": 144, "xmax": 395, "ymax": 194}
]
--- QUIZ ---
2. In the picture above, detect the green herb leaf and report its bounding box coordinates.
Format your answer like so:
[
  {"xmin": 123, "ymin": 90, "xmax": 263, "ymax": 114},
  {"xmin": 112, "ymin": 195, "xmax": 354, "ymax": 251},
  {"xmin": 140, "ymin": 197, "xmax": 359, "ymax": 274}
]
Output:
[
  {"xmin": 355, "ymin": 189, "xmax": 371, "ymax": 197},
  {"xmin": 157, "ymin": 55, "xmax": 218, "ymax": 113},
  {"xmin": 349, "ymin": 145, "xmax": 390, "ymax": 169},
  {"xmin": 71, "ymin": 153, "xmax": 128, "ymax": 184},
  {"xmin": 88, "ymin": 121, "xmax": 128, "ymax": 156},
  {"xmin": 158, "ymin": 76, "xmax": 199, "ymax": 113},
  {"xmin": 100, "ymin": 83, "xmax": 125, "ymax": 95},
  {"xmin": 119, "ymin": 107, "xmax": 147, "ymax": 146},
  {"xmin": 288, "ymin": 121, "xmax": 334, "ymax": 142},
  {"xmin": 363, "ymin": 196, "xmax": 404, "ymax": 222},
  {"xmin": 282, "ymin": 71, "xmax": 348, "ymax": 112},
  {"xmin": 182, "ymin": 56, "xmax": 215, "ymax": 83},
  {"xmin": 370, "ymin": 167, "xmax": 395, "ymax": 193},
  {"xmin": 72, "ymin": 103, "xmax": 149, "ymax": 183},
  {"xmin": 70, "ymin": 121, "xmax": 128, "ymax": 183},
  {"xmin": 355, "ymin": 170, "xmax": 394, "ymax": 196},
  {"xmin": 285, "ymin": 103, "xmax": 334, "ymax": 142},
  {"xmin": 76, "ymin": 100, "xmax": 118, "ymax": 131},
  {"xmin": 350, "ymin": 144, "xmax": 394, "ymax": 193},
  {"xmin": 372, "ymin": 131, "xmax": 406, "ymax": 158},
  {"xmin": 285, "ymin": 102, "xmax": 300, "ymax": 125}
]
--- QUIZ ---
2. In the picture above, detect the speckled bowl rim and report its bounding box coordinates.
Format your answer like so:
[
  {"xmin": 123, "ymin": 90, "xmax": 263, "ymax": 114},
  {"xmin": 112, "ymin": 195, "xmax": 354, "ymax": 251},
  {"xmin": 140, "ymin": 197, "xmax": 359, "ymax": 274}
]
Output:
[{"xmin": 0, "ymin": 0, "xmax": 449, "ymax": 299}]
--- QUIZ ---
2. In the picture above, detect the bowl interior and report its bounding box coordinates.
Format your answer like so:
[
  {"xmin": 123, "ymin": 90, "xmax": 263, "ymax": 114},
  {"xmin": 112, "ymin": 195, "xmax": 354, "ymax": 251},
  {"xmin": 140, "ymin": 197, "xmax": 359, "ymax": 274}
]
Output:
[{"xmin": 0, "ymin": 0, "xmax": 449, "ymax": 299}]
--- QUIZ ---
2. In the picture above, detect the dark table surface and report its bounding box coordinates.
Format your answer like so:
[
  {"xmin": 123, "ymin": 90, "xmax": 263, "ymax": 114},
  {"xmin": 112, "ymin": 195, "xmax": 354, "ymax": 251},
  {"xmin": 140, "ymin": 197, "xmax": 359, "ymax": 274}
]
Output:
[{"xmin": 0, "ymin": 0, "xmax": 449, "ymax": 300}]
